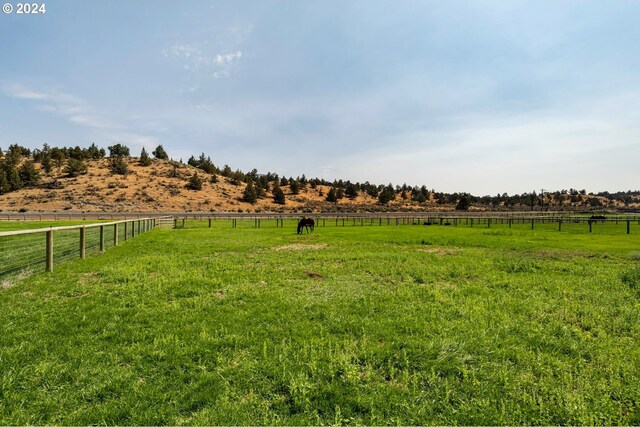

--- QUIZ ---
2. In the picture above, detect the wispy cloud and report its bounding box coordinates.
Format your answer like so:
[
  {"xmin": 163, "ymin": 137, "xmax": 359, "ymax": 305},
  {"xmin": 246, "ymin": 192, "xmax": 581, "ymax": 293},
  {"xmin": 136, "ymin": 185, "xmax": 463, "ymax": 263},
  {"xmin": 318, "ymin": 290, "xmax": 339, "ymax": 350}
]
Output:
[
  {"xmin": 2, "ymin": 82, "xmax": 157, "ymax": 150},
  {"xmin": 164, "ymin": 43, "xmax": 243, "ymax": 80}
]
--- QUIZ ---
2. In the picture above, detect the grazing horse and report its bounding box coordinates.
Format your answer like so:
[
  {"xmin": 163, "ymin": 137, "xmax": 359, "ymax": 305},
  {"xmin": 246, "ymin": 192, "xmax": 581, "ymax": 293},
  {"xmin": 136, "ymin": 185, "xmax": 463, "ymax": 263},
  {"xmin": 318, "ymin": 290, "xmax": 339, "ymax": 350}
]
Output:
[{"xmin": 297, "ymin": 217, "xmax": 315, "ymax": 234}]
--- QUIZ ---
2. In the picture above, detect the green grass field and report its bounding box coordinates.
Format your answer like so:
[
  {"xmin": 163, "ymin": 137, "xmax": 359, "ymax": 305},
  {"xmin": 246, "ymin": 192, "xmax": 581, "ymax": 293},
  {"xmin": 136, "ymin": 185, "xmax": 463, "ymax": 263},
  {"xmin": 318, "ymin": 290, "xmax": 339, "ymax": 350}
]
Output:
[
  {"xmin": 0, "ymin": 220, "xmax": 106, "ymax": 232},
  {"xmin": 1, "ymin": 220, "xmax": 639, "ymax": 425}
]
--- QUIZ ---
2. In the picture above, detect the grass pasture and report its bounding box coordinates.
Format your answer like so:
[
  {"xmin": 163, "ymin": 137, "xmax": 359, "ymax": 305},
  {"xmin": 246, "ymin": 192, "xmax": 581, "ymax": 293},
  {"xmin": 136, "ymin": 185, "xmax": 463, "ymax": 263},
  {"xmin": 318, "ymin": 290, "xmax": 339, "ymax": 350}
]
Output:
[{"xmin": 1, "ymin": 220, "xmax": 639, "ymax": 425}]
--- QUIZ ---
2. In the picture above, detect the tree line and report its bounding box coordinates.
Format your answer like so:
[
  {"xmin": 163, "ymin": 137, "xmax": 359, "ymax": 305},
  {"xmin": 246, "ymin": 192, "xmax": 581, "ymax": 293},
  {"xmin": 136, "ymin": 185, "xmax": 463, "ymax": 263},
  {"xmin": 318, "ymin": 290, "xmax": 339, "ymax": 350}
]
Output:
[{"xmin": 1, "ymin": 142, "xmax": 638, "ymax": 210}]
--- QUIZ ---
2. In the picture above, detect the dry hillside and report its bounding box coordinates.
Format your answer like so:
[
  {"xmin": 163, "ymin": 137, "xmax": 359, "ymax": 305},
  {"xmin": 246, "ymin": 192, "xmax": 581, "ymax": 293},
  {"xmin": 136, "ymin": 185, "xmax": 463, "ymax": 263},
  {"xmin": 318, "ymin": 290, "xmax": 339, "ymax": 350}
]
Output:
[
  {"xmin": 0, "ymin": 158, "xmax": 404, "ymax": 213},
  {"xmin": 0, "ymin": 157, "xmax": 635, "ymax": 213}
]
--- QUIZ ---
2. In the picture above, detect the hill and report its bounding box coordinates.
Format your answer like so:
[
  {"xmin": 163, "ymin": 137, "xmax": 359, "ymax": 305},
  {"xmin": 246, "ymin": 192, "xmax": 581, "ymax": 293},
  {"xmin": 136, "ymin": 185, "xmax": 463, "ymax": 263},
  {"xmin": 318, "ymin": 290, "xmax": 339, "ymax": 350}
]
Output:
[{"xmin": 1, "ymin": 154, "xmax": 638, "ymax": 213}]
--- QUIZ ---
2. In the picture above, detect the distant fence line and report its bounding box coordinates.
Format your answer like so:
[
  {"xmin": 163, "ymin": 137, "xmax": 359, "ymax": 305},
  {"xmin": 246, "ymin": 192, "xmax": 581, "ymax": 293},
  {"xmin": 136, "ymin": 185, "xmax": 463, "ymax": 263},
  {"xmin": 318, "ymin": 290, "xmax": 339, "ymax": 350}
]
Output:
[
  {"xmin": 172, "ymin": 214, "xmax": 640, "ymax": 234},
  {"xmin": 0, "ymin": 218, "xmax": 161, "ymax": 280},
  {"xmin": 2, "ymin": 211, "xmax": 640, "ymax": 222}
]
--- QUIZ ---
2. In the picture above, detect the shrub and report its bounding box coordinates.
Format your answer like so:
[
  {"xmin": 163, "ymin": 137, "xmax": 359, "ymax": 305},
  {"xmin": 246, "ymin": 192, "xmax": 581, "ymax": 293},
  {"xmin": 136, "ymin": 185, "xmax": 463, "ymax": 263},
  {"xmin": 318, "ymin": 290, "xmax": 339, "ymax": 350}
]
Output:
[
  {"xmin": 65, "ymin": 159, "xmax": 88, "ymax": 177},
  {"xmin": 110, "ymin": 158, "xmax": 129, "ymax": 175},
  {"xmin": 187, "ymin": 173, "xmax": 203, "ymax": 190},
  {"xmin": 152, "ymin": 145, "xmax": 169, "ymax": 160},
  {"xmin": 273, "ymin": 185, "xmax": 285, "ymax": 205},
  {"xmin": 108, "ymin": 144, "xmax": 130, "ymax": 158},
  {"xmin": 139, "ymin": 148, "xmax": 152, "ymax": 166},
  {"xmin": 242, "ymin": 180, "xmax": 258, "ymax": 204}
]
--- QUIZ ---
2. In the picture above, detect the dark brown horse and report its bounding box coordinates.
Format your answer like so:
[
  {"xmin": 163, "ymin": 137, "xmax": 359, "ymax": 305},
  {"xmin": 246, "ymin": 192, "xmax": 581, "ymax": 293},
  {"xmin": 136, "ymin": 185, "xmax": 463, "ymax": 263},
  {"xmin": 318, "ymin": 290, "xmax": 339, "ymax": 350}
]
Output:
[{"xmin": 297, "ymin": 217, "xmax": 315, "ymax": 234}]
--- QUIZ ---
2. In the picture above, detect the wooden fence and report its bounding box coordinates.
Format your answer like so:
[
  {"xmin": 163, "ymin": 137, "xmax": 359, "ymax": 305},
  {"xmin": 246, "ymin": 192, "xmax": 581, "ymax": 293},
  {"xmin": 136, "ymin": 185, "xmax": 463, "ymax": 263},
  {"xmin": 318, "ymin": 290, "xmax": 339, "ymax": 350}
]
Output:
[{"xmin": 0, "ymin": 218, "xmax": 156, "ymax": 278}]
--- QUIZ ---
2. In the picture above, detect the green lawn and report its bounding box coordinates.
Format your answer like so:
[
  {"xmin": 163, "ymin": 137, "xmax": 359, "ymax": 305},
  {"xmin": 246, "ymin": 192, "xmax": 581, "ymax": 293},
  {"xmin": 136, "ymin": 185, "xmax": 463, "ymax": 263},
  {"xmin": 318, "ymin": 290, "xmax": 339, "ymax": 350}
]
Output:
[{"xmin": 1, "ymin": 220, "xmax": 639, "ymax": 425}]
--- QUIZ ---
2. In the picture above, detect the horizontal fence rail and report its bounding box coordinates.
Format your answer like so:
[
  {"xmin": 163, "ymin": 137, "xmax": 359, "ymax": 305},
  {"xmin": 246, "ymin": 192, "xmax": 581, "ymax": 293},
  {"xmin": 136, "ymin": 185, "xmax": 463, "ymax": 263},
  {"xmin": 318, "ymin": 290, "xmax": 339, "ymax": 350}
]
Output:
[
  {"xmin": 2, "ymin": 210, "xmax": 640, "ymax": 222},
  {"xmin": 0, "ymin": 218, "xmax": 157, "ymax": 281},
  {"xmin": 171, "ymin": 214, "xmax": 640, "ymax": 236}
]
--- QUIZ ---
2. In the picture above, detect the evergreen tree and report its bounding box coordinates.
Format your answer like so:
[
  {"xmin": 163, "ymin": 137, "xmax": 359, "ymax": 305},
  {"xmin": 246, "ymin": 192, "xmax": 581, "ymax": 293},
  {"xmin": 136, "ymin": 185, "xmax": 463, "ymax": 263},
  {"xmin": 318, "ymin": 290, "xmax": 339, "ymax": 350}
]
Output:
[
  {"xmin": 86, "ymin": 142, "xmax": 104, "ymax": 159},
  {"xmin": 378, "ymin": 184, "xmax": 396, "ymax": 205},
  {"xmin": 326, "ymin": 187, "xmax": 338, "ymax": 202},
  {"xmin": 336, "ymin": 187, "xmax": 345, "ymax": 200},
  {"xmin": 65, "ymin": 159, "xmax": 88, "ymax": 177},
  {"xmin": 110, "ymin": 157, "xmax": 129, "ymax": 175},
  {"xmin": 290, "ymin": 179, "xmax": 300, "ymax": 195},
  {"xmin": 280, "ymin": 176, "xmax": 288, "ymax": 187},
  {"xmin": 152, "ymin": 145, "xmax": 169, "ymax": 160},
  {"xmin": 139, "ymin": 148, "xmax": 152, "ymax": 166},
  {"xmin": 272, "ymin": 181, "xmax": 285, "ymax": 204},
  {"xmin": 41, "ymin": 155, "xmax": 52, "ymax": 174},
  {"xmin": 345, "ymin": 182, "xmax": 358, "ymax": 199},
  {"xmin": 187, "ymin": 155, "xmax": 199, "ymax": 167},
  {"xmin": 210, "ymin": 174, "xmax": 219, "ymax": 183},
  {"xmin": 0, "ymin": 171, "xmax": 9, "ymax": 194},
  {"xmin": 456, "ymin": 194, "xmax": 470, "ymax": 211},
  {"xmin": 242, "ymin": 180, "xmax": 258, "ymax": 204},
  {"xmin": 108, "ymin": 144, "xmax": 130, "ymax": 157},
  {"xmin": 187, "ymin": 173, "xmax": 203, "ymax": 190},
  {"xmin": 18, "ymin": 161, "xmax": 40, "ymax": 186},
  {"xmin": 7, "ymin": 167, "xmax": 22, "ymax": 191}
]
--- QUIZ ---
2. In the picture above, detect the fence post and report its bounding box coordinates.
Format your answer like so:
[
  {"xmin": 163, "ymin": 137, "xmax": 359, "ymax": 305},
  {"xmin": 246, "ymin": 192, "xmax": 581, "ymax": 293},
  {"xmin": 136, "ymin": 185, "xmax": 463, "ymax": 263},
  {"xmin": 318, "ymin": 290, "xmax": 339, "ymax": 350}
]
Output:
[
  {"xmin": 80, "ymin": 227, "xmax": 86, "ymax": 259},
  {"xmin": 627, "ymin": 220, "xmax": 630, "ymax": 235},
  {"xmin": 114, "ymin": 223, "xmax": 118, "ymax": 246},
  {"xmin": 100, "ymin": 225, "xmax": 105, "ymax": 252},
  {"xmin": 589, "ymin": 221, "xmax": 592, "ymax": 233},
  {"xmin": 209, "ymin": 218, "xmax": 212, "ymax": 228},
  {"xmin": 124, "ymin": 222, "xmax": 128, "ymax": 240},
  {"xmin": 46, "ymin": 230, "xmax": 53, "ymax": 272},
  {"xmin": 531, "ymin": 219, "xmax": 534, "ymax": 230},
  {"xmin": 558, "ymin": 219, "xmax": 562, "ymax": 232}
]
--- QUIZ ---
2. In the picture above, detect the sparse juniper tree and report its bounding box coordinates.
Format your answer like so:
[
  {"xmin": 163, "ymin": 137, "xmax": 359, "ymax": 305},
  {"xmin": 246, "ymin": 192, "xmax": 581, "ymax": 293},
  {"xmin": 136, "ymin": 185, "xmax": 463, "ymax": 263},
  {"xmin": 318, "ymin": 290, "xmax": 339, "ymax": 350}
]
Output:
[
  {"xmin": 50, "ymin": 148, "xmax": 66, "ymax": 171},
  {"xmin": 456, "ymin": 194, "xmax": 470, "ymax": 211},
  {"xmin": 242, "ymin": 180, "xmax": 258, "ymax": 204},
  {"xmin": 41, "ymin": 155, "xmax": 53, "ymax": 174},
  {"xmin": 65, "ymin": 158, "xmax": 88, "ymax": 177},
  {"xmin": 280, "ymin": 176, "xmax": 288, "ymax": 187},
  {"xmin": 336, "ymin": 187, "xmax": 345, "ymax": 200},
  {"xmin": 152, "ymin": 145, "xmax": 169, "ymax": 160},
  {"xmin": 187, "ymin": 155, "xmax": 199, "ymax": 167},
  {"xmin": 86, "ymin": 142, "xmax": 105, "ymax": 159},
  {"xmin": 378, "ymin": 184, "xmax": 396, "ymax": 205},
  {"xmin": 0, "ymin": 171, "xmax": 9, "ymax": 194},
  {"xmin": 18, "ymin": 161, "xmax": 40, "ymax": 186},
  {"xmin": 290, "ymin": 179, "xmax": 300, "ymax": 195},
  {"xmin": 256, "ymin": 182, "xmax": 267, "ymax": 198},
  {"xmin": 187, "ymin": 173, "xmax": 203, "ymax": 190},
  {"xmin": 272, "ymin": 181, "xmax": 285, "ymax": 205},
  {"xmin": 110, "ymin": 157, "xmax": 129, "ymax": 175},
  {"xmin": 345, "ymin": 182, "xmax": 358, "ymax": 199},
  {"xmin": 210, "ymin": 174, "xmax": 218, "ymax": 183},
  {"xmin": 7, "ymin": 167, "xmax": 22, "ymax": 191},
  {"xmin": 326, "ymin": 187, "xmax": 338, "ymax": 202},
  {"xmin": 139, "ymin": 148, "xmax": 152, "ymax": 166},
  {"xmin": 108, "ymin": 144, "xmax": 130, "ymax": 158}
]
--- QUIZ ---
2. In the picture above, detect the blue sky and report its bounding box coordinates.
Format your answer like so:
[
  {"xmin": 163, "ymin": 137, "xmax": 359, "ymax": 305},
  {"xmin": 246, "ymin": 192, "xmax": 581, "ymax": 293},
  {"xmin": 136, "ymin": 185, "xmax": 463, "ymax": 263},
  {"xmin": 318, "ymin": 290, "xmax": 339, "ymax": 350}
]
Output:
[{"xmin": 1, "ymin": 0, "xmax": 639, "ymax": 195}]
